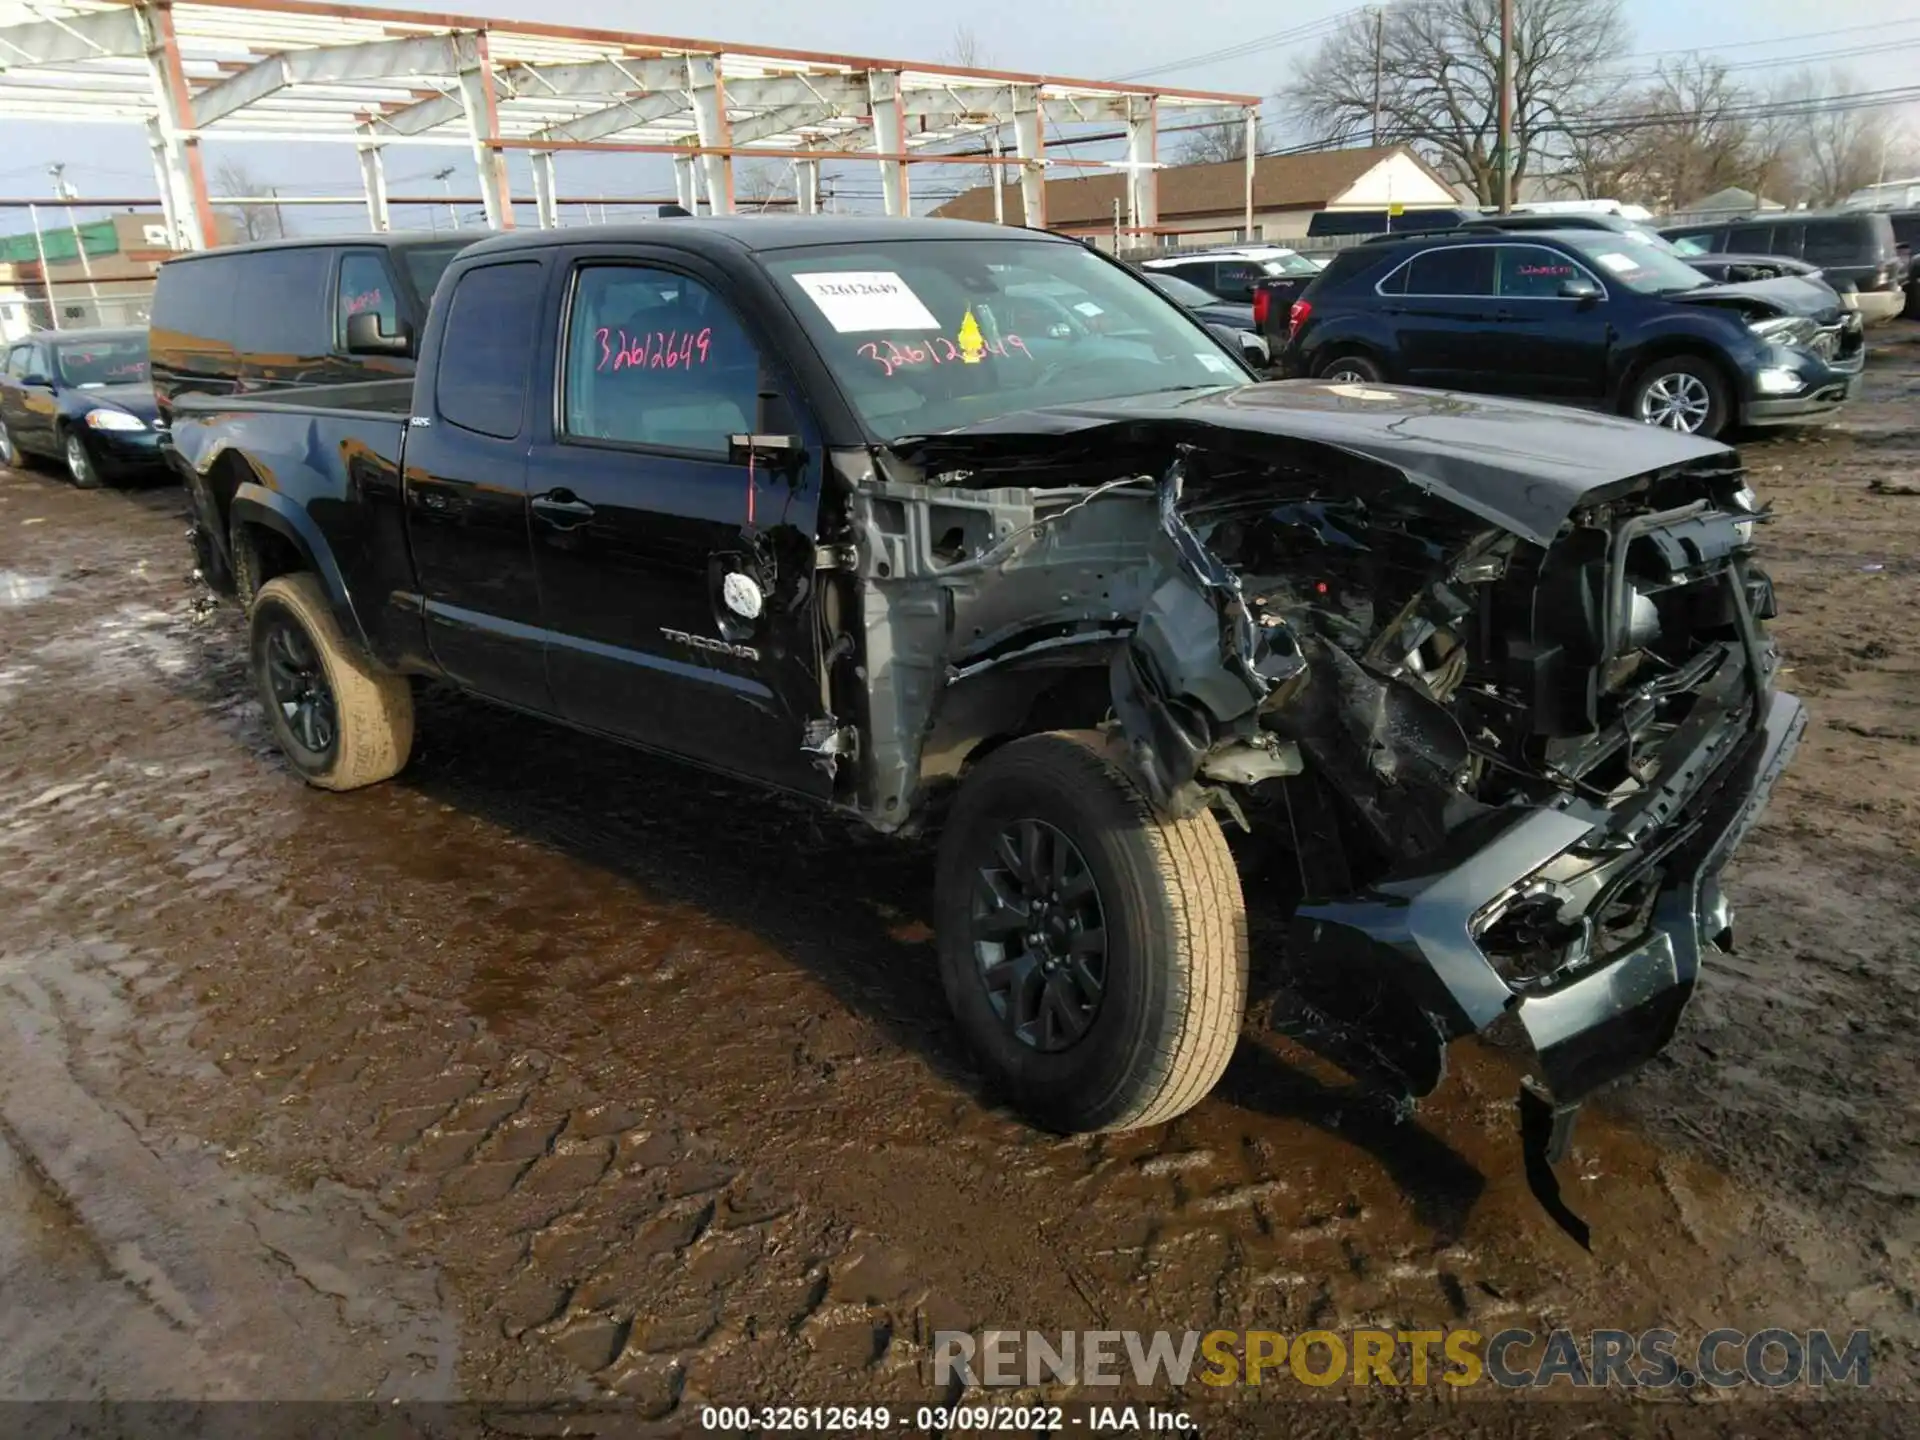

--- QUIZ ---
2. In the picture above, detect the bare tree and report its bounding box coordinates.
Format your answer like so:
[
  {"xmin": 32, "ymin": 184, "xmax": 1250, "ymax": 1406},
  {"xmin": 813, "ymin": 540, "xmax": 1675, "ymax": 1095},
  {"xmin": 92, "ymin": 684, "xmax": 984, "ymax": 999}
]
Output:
[
  {"xmin": 1173, "ymin": 112, "xmax": 1259, "ymax": 165},
  {"xmin": 1780, "ymin": 69, "xmax": 1898, "ymax": 205},
  {"xmin": 1619, "ymin": 59, "xmax": 1762, "ymax": 211},
  {"xmin": 736, "ymin": 160, "xmax": 791, "ymax": 212},
  {"xmin": 1285, "ymin": 0, "xmax": 1627, "ymax": 206},
  {"xmin": 213, "ymin": 160, "xmax": 283, "ymax": 241},
  {"xmin": 943, "ymin": 25, "xmax": 1000, "ymax": 207}
]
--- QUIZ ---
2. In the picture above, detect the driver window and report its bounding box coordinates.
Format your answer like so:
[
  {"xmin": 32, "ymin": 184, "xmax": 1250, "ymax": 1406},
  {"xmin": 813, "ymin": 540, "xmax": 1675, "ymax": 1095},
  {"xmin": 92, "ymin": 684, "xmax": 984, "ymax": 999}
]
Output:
[
  {"xmin": 1497, "ymin": 245, "xmax": 1587, "ymax": 298},
  {"xmin": 337, "ymin": 251, "xmax": 402, "ymax": 347},
  {"xmin": 563, "ymin": 265, "xmax": 767, "ymax": 455}
]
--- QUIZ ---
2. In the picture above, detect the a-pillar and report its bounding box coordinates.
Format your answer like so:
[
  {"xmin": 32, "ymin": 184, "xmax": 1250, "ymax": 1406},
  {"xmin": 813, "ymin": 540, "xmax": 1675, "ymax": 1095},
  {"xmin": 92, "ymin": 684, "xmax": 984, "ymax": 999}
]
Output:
[
  {"xmin": 688, "ymin": 55, "xmax": 733, "ymax": 216},
  {"xmin": 1011, "ymin": 84, "xmax": 1046, "ymax": 229},
  {"xmin": 868, "ymin": 72, "xmax": 907, "ymax": 217}
]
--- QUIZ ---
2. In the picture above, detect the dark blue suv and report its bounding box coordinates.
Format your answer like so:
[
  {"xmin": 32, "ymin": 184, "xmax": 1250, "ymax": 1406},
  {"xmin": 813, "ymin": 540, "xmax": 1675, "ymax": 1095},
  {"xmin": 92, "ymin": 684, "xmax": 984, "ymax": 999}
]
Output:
[{"xmin": 1281, "ymin": 228, "xmax": 1864, "ymax": 438}]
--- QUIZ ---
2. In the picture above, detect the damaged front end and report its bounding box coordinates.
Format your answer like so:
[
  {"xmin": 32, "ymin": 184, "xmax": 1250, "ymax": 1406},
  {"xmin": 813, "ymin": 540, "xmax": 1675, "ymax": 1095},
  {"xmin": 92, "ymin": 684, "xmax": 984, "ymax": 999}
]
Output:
[
  {"xmin": 1110, "ymin": 430, "xmax": 1802, "ymax": 1173},
  {"xmin": 860, "ymin": 389, "xmax": 1801, "ymax": 1184}
]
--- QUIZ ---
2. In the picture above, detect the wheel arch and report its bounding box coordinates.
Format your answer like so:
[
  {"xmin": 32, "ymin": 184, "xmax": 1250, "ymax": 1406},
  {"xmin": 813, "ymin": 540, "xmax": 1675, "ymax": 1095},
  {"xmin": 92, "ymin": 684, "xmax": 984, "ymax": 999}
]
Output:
[{"xmin": 229, "ymin": 483, "xmax": 371, "ymax": 652}]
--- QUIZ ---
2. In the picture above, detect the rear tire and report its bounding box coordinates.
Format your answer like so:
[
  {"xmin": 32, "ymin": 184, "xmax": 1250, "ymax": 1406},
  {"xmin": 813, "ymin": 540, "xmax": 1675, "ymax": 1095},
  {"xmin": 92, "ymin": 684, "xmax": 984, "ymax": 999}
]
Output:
[
  {"xmin": 0, "ymin": 416, "xmax": 22, "ymax": 470},
  {"xmin": 249, "ymin": 573, "xmax": 414, "ymax": 791},
  {"xmin": 1315, "ymin": 351, "xmax": 1387, "ymax": 384},
  {"xmin": 1625, "ymin": 356, "xmax": 1731, "ymax": 439},
  {"xmin": 935, "ymin": 731, "xmax": 1248, "ymax": 1133}
]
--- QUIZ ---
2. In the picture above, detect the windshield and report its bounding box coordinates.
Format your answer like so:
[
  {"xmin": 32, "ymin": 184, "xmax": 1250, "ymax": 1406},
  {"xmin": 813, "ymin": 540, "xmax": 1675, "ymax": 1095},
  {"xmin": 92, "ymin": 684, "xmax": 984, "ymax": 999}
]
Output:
[
  {"xmin": 1563, "ymin": 235, "xmax": 1709, "ymax": 294},
  {"xmin": 761, "ymin": 239, "xmax": 1243, "ymax": 440},
  {"xmin": 1141, "ymin": 270, "xmax": 1218, "ymax": 307},
  {"xmin": 52, "ymin": 336, "xmax": 148, "ymax": 388},
  {"xmin": 401, "ymin": 242, "xmax": 467, "ymax": 305},
  {"xmin": 1262, "ymin": 252, "xmax": 1322, "ymax": 277}
]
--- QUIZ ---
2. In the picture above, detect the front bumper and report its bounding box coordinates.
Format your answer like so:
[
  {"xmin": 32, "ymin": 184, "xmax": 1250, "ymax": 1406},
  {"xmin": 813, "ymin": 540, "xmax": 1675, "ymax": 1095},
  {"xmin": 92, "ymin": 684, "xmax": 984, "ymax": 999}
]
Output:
[
  {"xmin": 1850, "ymin": 288, "xmax": 1906, "ymax": 325},
  {"xmin": 1741, "ymin": 343, "xmax": 1865, "ymax": 426},
  {"xmin": 86, "ymin": 425, "xmax": 167, "ymax": 477},
  {"xmin": 1288, "ymin": 670, "xmax": 1804, "ymax": 1109}
]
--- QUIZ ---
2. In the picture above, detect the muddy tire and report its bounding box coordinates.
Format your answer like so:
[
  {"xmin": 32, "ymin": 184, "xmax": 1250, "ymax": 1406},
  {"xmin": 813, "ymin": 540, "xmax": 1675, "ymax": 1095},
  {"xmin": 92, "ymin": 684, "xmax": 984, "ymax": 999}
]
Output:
[
  {"xmin": 935, "ymin": 730, "xmax": 1248, "ymax": 1133},
  {"xmin": 0, "ymin": 416, "xmax": 23, "ymax": 470},
  {"xmin": 248, "ymin": 573, "xmax": 413, "ymax": 792}
]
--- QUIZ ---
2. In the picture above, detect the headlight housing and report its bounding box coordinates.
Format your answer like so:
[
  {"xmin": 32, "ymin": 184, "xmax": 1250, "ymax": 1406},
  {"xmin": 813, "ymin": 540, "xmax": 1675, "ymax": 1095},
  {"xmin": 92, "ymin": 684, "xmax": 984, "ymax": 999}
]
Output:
[
  {"xmin": 84, "ymin": 408, "xmax": 146, "ymax": 432},
  {"xmin": 1747, "ymin": 314, "xmax": 1816, "ymax": 346},
  {"xmin": 1754, "ymin": 367, "xmax": 1804, "ymax": 395}
]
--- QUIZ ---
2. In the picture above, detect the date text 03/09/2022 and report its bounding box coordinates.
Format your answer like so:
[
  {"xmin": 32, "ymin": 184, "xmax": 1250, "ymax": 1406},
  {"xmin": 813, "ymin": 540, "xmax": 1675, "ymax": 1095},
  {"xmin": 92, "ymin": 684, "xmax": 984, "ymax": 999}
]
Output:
[{"xmin": 696, "ymin": 1404, "xmax": 1195, "ymax": 1432}]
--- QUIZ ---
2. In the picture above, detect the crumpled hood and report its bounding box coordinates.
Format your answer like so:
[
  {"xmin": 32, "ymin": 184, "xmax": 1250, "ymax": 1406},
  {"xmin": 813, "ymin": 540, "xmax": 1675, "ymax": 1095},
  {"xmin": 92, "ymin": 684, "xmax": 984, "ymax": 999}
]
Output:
[
  {"xmin": 1665, "ymin": 274, "xmax": 1843, "ymax": 323},
  {"xmin": 892, "ymin": 380, "xmax": 1735, "ymax": 548}
]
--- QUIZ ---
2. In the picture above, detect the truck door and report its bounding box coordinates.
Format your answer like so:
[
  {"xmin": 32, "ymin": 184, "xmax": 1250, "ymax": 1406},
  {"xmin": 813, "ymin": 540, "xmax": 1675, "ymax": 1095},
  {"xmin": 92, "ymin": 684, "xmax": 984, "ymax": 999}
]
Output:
[
  {"xmin": 526, "ymin": 253, "xmax": 833, "ymax": 799},
  {"xmin": 401, "ymin": 256, "xmax": 552, "ymax": 713}
]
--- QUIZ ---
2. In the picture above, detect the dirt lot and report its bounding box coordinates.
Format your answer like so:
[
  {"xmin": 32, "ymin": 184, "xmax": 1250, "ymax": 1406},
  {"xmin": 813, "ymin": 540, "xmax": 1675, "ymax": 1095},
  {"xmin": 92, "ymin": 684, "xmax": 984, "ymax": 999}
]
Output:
[{"xmin": 2, "ymin": 332, "xmax": 1917, "ymax": 1432}]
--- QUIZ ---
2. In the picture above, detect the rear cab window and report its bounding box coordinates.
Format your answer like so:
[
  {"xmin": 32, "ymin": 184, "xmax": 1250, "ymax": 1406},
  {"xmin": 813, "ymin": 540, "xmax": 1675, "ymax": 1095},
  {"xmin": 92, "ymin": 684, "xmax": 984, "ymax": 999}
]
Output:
[{"xmin": 434, "ymin": 261, "xmax": 544, "ymax": 440}]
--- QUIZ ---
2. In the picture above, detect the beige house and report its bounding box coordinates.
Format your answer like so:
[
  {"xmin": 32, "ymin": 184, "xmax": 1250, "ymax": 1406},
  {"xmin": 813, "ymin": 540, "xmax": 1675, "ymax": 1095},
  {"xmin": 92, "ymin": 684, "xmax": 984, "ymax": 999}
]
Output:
[
  {"xmin": 933, "ymin": 145, "xmax": 1461, "ymax": 248},
  {"xmin": 0, "ymin": 211, "xmax": 220, "ymax": 341}
]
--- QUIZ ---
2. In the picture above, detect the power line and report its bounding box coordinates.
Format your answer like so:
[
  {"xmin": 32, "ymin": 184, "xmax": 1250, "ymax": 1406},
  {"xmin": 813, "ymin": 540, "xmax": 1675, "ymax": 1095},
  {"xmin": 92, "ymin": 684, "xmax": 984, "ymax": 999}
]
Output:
[
  {"xmin": 1619, "ymin": 16, "xmax": 1920, "ymax": 62},
  {"xmin": 1110, "ymin": 7, "xmax": 1364, "ymax": 81}
]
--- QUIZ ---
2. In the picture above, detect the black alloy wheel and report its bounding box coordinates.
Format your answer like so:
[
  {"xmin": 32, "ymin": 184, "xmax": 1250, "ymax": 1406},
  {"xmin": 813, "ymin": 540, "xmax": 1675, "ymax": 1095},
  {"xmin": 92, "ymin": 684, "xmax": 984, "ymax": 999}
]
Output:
[
  {"xmin": 968, "ymin": 817, "xmax": 1109, "ymax": 1053},
  {"xmin": 261, "ymin": 611, "xmax": 339, "ymax": 762}
]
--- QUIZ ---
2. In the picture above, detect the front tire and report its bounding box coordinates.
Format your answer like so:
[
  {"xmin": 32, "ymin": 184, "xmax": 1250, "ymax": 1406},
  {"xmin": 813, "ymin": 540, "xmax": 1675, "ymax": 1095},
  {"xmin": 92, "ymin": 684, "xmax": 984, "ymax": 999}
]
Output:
[
  {"xmin": 249, "ymin": 573, "xmax": 414, "ymax": 791},
  {"xmin": 62, "ymin": 427, "xmax": 103, "ymax": 488},
  {"xmin": 935, "ymin": 731, "xmax": 1248, "ymax": 1133},
  {"xmin": 0, "ymin": 416, "xmax": 23, "ymax": 470},
  {"xmin": 1627, "ymin": 356, "xmax": 1730, "ymax": 438}
]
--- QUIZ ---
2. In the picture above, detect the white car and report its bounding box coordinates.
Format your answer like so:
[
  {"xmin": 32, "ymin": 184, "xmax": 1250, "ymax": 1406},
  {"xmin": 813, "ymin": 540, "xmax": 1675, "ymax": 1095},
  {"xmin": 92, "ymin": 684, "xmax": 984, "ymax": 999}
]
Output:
[{"xmin": 1139, "ymin": 246, "xmax": 1326, "ymax": 303}]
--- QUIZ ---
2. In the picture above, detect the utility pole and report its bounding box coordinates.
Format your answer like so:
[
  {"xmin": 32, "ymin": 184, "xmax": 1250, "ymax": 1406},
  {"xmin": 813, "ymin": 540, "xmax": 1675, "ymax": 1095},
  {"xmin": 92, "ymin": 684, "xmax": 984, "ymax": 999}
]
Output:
[
  {"xmin": 434, "ymin": 167, "xmax": 458, "ymax": 229},
  {"xmin": 1371, "ymin": 7, "xmax": 1385, "ymax": 149},
  {"xmin": 1496, "ymin": 0, "xmax": 1514, "ymax": 213},
  {"xmin": 49, "ymin": 164, "xmax": 102, "ymax": 323}
]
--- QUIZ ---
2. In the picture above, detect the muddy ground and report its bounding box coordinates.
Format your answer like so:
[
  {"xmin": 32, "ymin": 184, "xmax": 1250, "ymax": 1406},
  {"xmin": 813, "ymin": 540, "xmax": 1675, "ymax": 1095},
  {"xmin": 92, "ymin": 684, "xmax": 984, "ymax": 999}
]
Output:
[{"xmin": 1, "ymin": 333, "xmax": 1917, "ymax": 1434}]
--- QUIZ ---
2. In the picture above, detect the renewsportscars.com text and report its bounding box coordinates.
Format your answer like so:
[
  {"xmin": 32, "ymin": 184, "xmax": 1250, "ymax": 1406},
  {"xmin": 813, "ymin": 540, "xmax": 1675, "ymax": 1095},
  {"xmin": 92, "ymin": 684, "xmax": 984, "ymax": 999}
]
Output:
[{"xmin": 933, "ymin": 1327, "xmax": 1873, "ymax": 1390}]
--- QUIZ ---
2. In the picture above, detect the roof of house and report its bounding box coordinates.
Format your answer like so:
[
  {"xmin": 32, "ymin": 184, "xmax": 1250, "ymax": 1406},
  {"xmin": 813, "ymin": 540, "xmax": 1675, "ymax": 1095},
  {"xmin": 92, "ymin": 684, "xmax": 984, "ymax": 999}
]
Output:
[{"xmin": 932, "ymin": 145, "xmax": 1450, "ymax": 227}]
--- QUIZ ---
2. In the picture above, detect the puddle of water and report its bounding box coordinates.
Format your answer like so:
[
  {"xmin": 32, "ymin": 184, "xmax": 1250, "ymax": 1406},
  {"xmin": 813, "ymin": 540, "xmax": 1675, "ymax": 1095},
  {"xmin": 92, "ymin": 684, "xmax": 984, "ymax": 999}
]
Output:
[{"xmin": 0, "ymin": 572, "xmax": 54, "ymax": 608}]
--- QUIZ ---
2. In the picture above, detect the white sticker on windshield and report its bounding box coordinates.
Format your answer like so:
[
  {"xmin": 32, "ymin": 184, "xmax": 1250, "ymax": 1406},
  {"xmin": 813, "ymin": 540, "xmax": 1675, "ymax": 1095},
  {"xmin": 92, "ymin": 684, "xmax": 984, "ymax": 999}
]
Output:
[
  {"xmin": 1073, "ymin": 300, "xmax": 1105, "ymax": 317},
  {"xmin": 1594, "ymin": 251, "xmax": 1638, "ymax": 274},
  {"xmin": 1195, "ymin": 353, "xmax": 1234, "ymax": 375},
  {"xmin": 791, "ymin": 271, "xmax": 939, "ymax": 332}
]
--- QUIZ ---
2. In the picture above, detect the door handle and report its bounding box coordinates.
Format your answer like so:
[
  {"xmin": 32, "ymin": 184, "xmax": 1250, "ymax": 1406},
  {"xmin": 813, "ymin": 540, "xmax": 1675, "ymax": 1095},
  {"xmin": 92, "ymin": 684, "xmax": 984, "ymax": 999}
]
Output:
[{"xmin": 532, "ymin": 489, "xmax": 595, "ymax": 527}]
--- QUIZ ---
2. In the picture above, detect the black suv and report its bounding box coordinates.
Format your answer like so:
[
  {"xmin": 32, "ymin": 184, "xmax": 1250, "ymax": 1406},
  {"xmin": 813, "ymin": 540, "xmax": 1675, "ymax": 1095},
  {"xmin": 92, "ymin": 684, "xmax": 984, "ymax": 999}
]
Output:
[
  {"xmin": 1660, "ymin": 211, "xmax": 1903, "ymax": 324},
  {"xmin": 1282, "ymin": 228, "xmax": 1864, "ymax": 438}
]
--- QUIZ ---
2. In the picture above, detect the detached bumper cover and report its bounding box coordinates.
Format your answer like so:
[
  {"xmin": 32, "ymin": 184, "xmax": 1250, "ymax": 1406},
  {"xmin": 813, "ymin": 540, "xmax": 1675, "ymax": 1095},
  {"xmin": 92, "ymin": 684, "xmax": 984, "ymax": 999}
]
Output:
[{"xmin": 1288, "ymin": 686, "xmax": 1804, "ymax": 1106}]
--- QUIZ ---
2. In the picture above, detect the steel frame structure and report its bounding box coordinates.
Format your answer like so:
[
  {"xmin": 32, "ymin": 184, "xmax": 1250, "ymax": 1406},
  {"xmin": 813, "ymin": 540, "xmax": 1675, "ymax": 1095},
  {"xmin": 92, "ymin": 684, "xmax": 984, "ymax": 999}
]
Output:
[{"xmin": 0, "ymin": 0, "xmax": 1258, "ymax": 249}]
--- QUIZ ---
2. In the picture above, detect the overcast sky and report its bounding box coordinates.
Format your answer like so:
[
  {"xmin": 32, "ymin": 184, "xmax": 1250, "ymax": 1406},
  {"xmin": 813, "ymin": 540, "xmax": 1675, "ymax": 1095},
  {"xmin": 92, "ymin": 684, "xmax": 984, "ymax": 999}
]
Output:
[{"xmin": 2, "ymin": 0, "xmax": 1916, "ymax": 233}]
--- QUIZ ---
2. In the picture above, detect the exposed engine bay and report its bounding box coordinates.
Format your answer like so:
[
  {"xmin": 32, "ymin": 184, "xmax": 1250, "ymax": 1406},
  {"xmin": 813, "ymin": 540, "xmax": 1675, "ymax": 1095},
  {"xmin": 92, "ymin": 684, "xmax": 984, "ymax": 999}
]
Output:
[{"xmin": 816, "ymin": 383, "xmax": 1804, "ymax": 1189}]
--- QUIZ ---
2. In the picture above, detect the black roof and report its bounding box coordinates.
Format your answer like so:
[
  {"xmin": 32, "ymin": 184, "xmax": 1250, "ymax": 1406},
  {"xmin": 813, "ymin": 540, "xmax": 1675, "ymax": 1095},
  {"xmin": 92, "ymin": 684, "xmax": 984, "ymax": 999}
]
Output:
[
  {"xmin": 462, "ymin": 215, "xmax": 1063, "ymax": 260},
  {"xmin": 162, "ymin": 228, "xmax": 492, "ymax": 264}
]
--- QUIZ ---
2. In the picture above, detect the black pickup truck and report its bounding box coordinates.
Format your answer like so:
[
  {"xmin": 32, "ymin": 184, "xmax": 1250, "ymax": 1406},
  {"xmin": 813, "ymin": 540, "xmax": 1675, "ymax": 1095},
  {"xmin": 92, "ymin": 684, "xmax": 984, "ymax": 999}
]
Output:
[{"xmin": 165, "ymin": 217, "xmax": 1802, "ymax": 1162}]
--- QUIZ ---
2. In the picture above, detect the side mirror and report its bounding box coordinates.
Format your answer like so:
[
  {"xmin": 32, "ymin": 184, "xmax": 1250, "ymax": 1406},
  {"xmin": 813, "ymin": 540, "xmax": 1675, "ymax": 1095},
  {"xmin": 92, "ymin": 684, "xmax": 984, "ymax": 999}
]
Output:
[
  {"xmin": 344, "ymin": 310, "xmax": 414, "ymax": 357},
  {"xmin": 1206, "ymin": 323, "xmax": 1268, "ymax": 370},
  {"xmin": 728, "ymin": 432, "xmax": 803, "ymax": 467},
  {"xmin": 21, "ymin": 372, "xmax": 50, "ymax": 388},
  {"xmin": 1559, "ymin": 276, "xmax": 1602, "ymax": 303}
]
